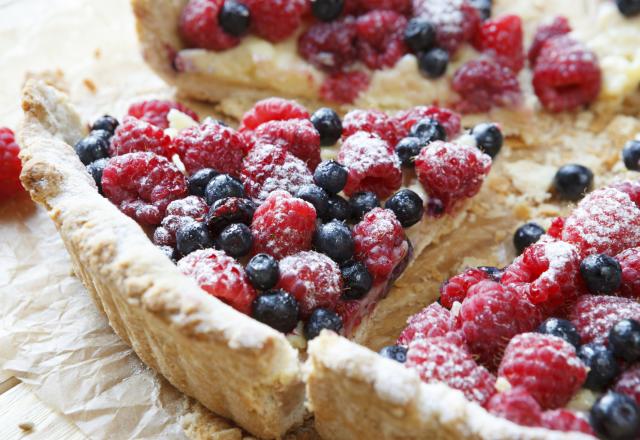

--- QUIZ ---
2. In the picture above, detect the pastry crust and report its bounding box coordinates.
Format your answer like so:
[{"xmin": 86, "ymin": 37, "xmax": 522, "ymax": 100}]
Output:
[{"xmin": 18, "ymin": 79, "xmax": 306, "ymax": 439}]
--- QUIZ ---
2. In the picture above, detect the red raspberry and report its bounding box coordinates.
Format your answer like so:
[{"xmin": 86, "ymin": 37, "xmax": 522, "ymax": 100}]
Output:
[
  {"xmin": 618, "ymin": 247, "xmax": 640, "ymax": 299},
  {"xmin": 102, "ymin": 152, "xmax": 188, "ymax": 225},
  {"xmin": 355, "ymin": 11, "xmax": 408, "ymax": 70},
  {"xmin": 298, "ymin": 19, "xmax": 357, "ymax": 73},
  {"xmin": 415, "ymin": 141, "xmax": 491, "ymax": 213},
  {"xmin": 614, "ymin": 364, "xmax": 640, "ymax": 406},
  {"xmin": 498, "ymin": 333, "xmax": 587, "ymax": 409},
  {"xmin": 341, "ymin": 109, "xmax": 401, "ymax": 147},
  {"xmin": 178, "ymin": 249, "xmax": 257, "ymax": 314},
  {"xmin": 532, "ymin": 36, "xmax": 602, "ymax": 112},
  {"xmin": 352, "ymin": 208, "xmax": 408, "ymax": 282},
  {"xmin": 173, "ymin": 119, "xmax": 246, "ymax": 176},
  {"xmin": 277, "ymin": 251, "xmax": 342, "ymax": 318},
  {"xmin": 334, "ymin": 299, "xmax": 362, "ymax": 335},
  {"xmin": 320, "ymin": 71, "xmax": 371, "ymax": 104},
  {"xmin": 452, "ymin": 57, "xmax": 522, "ymax": 114},
  {"xmin": 394, "ymin": 105, "xmax": 461, "ymax": 140},
  {"xmin": 338, "ymin": 132, "xmax": 402, "ymax": 199},
  {"xmin": 569, "ymin": 295, "xmax": 640, "ymax": 345},
  {"xmin": 240, "ymin": 143, "xmax": 314, "ymax": 202},
  {"xmin": 541, "ymin": 409, "xmax": 595, "ymax": 435},
  {"xmin": 439, "ymin": 267, "xmax": 490, "ymax": 309},
  {"xmin": 152, "ymin": 196, "xmax": 208, "ymax": 247},
  {"xmin": 611, "ymin": 180, "xmax": 640, "ymax": 208},
  {"xmin": 561, "ymin": 187, "xmax": 640, "ymax": 257},
  {"xmin": 528, "ymin": 16, "xmax": 571, "ymax": 67},
  {"xmin": 0, "ymin": 128, "xmax": 24, "ymax": 201},
  {"xmin": 109, "ymin": 116, "xmax": 174, "ymax": 158},
  {"xmin": 251, "ymin": 190, "xmax": 316, "ymax": 260},
  {"xmin": 239, "ymin": 98, "xmax": 310, "ymax": 132},
  {"xmin": 254, "ymin": 119, "xmax": 321, "ymax": 170},
  {"xmin": 356, "ymin": 0, "xmax": 412, "ymax": 14},
  {"xmin": 405, "ymin": 337, "xmax": 496, "ymax": 405},
  {"xmin": 179, "ymin": 0, "xmax": 240, "ymax": 51},
  {"xmin": 243, "ymin": 0, "xmax": 306, "ymax": 43},
  {"xmin": 397, "ymin": 303, "xmax": 454, "ymax": 346},
  {"xmin": 127, "ymin": 99, "xmax": 199, "ymax": 130},
  {"xmin": 473, "ymin": 14, "xmax": 524, "ymax": 72},
  {"xmin": 456, "ymin": 281, "xmax": 542, "ymax": 370},
  {"xmin": 485, "ymin": 387, "xmax": 542, "ymax": 427},
  {"xmin": 413, "ymin": 0, "xmax": 480, "ymax": 54},
  {"xmin": 546, "ymin": 216, "xmax": 565, "ymax": 239}
]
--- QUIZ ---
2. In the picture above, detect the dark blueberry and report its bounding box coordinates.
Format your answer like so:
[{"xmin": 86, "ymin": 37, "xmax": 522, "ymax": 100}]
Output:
[
  {"xmin": 404, "ymin": 18, "xmax": 436, "ymax": 53},
  {"xmin": 205, "ymin": 174, "xmax": 245, "ymax": 205},
  {"xmin": 513, "ymin": 222, "xmax": 545, "ymax": 255},
  {"xmin": 310, "ymin": 0, "xmax": 344, "ymax": 22},
  {"xmin": 341, "ymin": 261, "xmax": 373, "ymax": 300},
  {"xmin": 157, "ymin": 245, "xmax": 178, "ymax": 263},
  {"xmin": 314, "ymin": 220, "xmax": 354, "ymax": 263},
  {"xmin": 623, "ymin": 140, "xmax": 640, "ymax": 171},
  {"xmin": 176, "ymin": 222, "xmax": 214, "ymax": 256},
  {"xmin": 426, "ymin": 198, "xmax": 445, "ymax": 217},
  {"xmin": 311, "ymin": 107, "xmax": 343, "ymax": 146},
  {"xmin": 578, "ymin": 343, "xmax": 620, "ymax": 391},
  {"xmin": 471, "ymin": 123, "xmax": 503, "ymax": 158},
  {"xmin": 537, "ymin": 318, "xmax": 581, "ymax": 349},
  {"xmin": 409, "ymin": 118, "xmax": 447, "ymax": 144},
  {"xmin": 552, "ymin": 164, "xmax": 594, "ymax": 201},
  {"xmin": 246, "ymin": 253, "xmax": 279, "ymax": 290},
  {"xmin": 478, "ymin": 266, "xmax": 503, "ymax": 282},
  {"xmin": 616, "ymin": 0, "xmax": 640, "ymax": 17},
  {"xmin": 91, "ymin": 114, "xmax": 119, "ymax": 134},
  {"xmin": 609, "ymin": 319, "xmax": 640, "ymax": 363},
  {"xmin": 327, "ymin": 194, "xmax": 351, "ymax": 222},
  {"xmin": 384, "ymin": 189, "xmax": 424, "ymax": 228},
  {"xmin": 313, "ymin": 160, "xmax": 348, "ymax": 194},
  {"xmin": 90, "ymin": 129, "xmax": 113, "ymax": 142},
  {"xmin": 418, "ymin": 48, "xmax": 449, "ymax": 79},
  {"xmin": 188, "ymin": 168, "xmax": 219, "ymax": 197},
  {"xmin": 469, "ymin": 0, "xmax": 492, "ymax": 20},
  {"xmin": 74, "ymin": 134, "xmax": 109, "ymax": 165},
  {"xmin": 218, "ymin": 0, "xmax": 251, "ymax": 36},
  {"xmin": 216, "ymin": 223, "xmax": 253, "ymax": 258},
  {"xmin": 349, "ymin": 191, "xmax": 380, "ymax": 222},
  {"xmin": 86, "ymin": 158, "xmax": 108, "ymax": 194},
  {"xmin": 304, "ymin": 308, "xmax": 343, "ymax": 340},
  {"xmin": 206, "ymin": 197, "xmax": 256, "ymax": 235},
  {"xmin": 580, "ymin": 254, "xmax": 622, "ymax": 295},
  {"xmin": 590, "ymin": 392, "xmax": 640, "ymax": 440},
  {"xmin": 252, "ymin": 290, "xmax": 300, "ymax": 333},
  {"xmin": 395, "ymin": 137, "xmax": 424, "ymax": 167},
  {"xmin": 379, "ymin": 345, "xmax": 408, "ymax": 363},
  {"xmin": 295, "ymin": 184, "xmax": 330, "ymax": 220}
]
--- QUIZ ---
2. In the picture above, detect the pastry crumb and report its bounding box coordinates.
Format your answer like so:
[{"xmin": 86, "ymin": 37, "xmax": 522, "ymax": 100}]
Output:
[
  {"xmin": 83, "ymin": 79, "xmax": 97, "ymax": 94},
  {"xmin": 18, "ymin": 422, "xmax": 34, "ymax": 432},
  {"xmin": 94, "ymin": 48, "xmax": 101, "ymax": 59}
]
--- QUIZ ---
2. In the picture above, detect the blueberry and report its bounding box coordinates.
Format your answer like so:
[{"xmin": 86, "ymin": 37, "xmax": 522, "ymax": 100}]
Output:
[
  {"xmin": 295, "ymin": 184, "xmax": 330, "ymax": 220},
  {"xmin": 86, "ymin": 158, "xmax": 108, "ymax": 194},
  {"xmin": 218, "ymin": 0, "xmax": 251, "ymax": 36},
  {"xmin": 513, "ymin": 222, "xmax": 545, "ymax": 255},
  {"xmin": 176, "ymin": 222, "xmax": 214, "ymax": 256},
  {"xmin": 246, "ymin": 253, "xmax": 279, "ymax": 290},
  {"xmin": 426, "ymin": 198, "xmax": 445, "ymax": 217},
  {"xmin": 385, "ymin": 189, "xmax": 424, "ymax": 228},
  {"xmin": 314, "ymin": 160, "xmax": 348, "ymax": 194},
  {"xmin": 314, "ymin": 220, "xmax": 354, "ymax": 263},
  {"xmin": 469, "ymin": 0, "xmax": 492, "ymax": 20},
  {"xmin": 349, "ymin": 191, "xmax": 380, "ymax": 222},
  {"xmin": 206, "ymin": 197, "xmax": 255, "ymax": 235},
  {"xmin": 395, "ymin": 137, "xmax": 424, "ymax": 167},
  {"xmin": 91, "ymin": 114, "xmax": 119, "ymax": 134},
  {"xmin": 580, "ymin": 254, "xmax": 622, "ymax": 295},
  {"xmin": 616, "ymin": 0, "xmax": 640, "ymax": 17},
  {"xmin": 205, "ymin": 174, "xmax": 245, "ymax": 205},
  {"xmin": 216, "ymin": 223, "xmax": 253, "ymax": 258},
  {"xmin": 537, "ymin": 318, "xmax": 581, "ymax": 349},
  {"xmin": 188, "ymin": 168, "xmax": 219, "ymax": 197},
  {"xmin": 252, "ymin": 290, "xmax": 300, "ymax": 333},
  {"xmin": 578, "ymin": 343, "xmax": 620, "ymax": 391},
  {"xmin": 590, "ymin": 392, "xmax": 640, "ymax": 440},
  {"xmin": 610, "ymin": 319, "xmax": 640, "ymax": 363},
  {"xmin": 327, "ymin": 194, "xmax": 351, "ymax": 222},
  {"xmin": 74, "ymin": 134, "xmax": 109, "ymax": 165},
  {"xmin": 91, "ymin": 129, "xmax": 113, "ymax": 142},
  {"xmin": 310, "ymin": 0, "xmax": 344, "ymax": 22},
  {"xmin": 623, "ymin": 140, "xmax": 640, "ymax": 171},
  {"xmin": 311, "ymin": 107, "xmax": 343, "ymax": 146},
  {"xmin": 418, "ymin": 48, "xmax": 449, "ymax": 79},
  {"xmin": 472, "ymin": 123, "xmax": 503, "ymax": 158},
  {"xmin": 478, "ymin": 266, "xmax": 503, "ymax": 282},
  {"xmin": 409, "ymin": 118, "xmax": 447, "ymax": 144},
  {"xmin": 304, "ymin": 308, "xmax": 343, "ymax": 340},
  {"xmin": 552, "ymin": 164, "xmax": 594, "ymax": 201},
  {"xmin": 341, "ymin": 261, "xmax": 373, "ymax": 300},
  {"xmin": 157, "ymin": 245, "xmax": 178, "ymax": 263},
  {"xmin": 379, "ymin": 345, "xmax": 408, "ymax": 363},
  {"xmin": 404, "ymin": 18, "xmax": 436, "ymax": 53}
]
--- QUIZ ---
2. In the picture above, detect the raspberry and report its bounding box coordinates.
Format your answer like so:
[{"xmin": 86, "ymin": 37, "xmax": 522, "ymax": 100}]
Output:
[
  {"xmin": 205, "ymin": 197, "xmax": 256, "ymax": 235},
  {"xmin": 341, "ymin": 109, "xmax": 401, "ymax": 147},
  {"xmin": 337, "ymin": 132, "xmax": 402, "ymax": 199},
  {"xmin": 243, "ymin": 0, "xmax": 306, "ymax": 43},
  {"xmin": 611, "ymin": 180, "xmax": 640, "ymax": 208},
  {"xmin": 355, "ymin": 11, "xmax": 408, "ymax": 70},
  {"xmin": 546, "ymin": 216, "xmax": 565, "ymax": 239},
  {"xmin": 254, "ymin": 119, "xmax": 321, "ymax": 170},
  {"xmin": 127, "ymin": 99, "xmax": 199, "ymax": 130},
  {"xmin": 178, "ymin": 249, "xmax": 257, "ymax": 314},
  {"xmin": 173, "ymin": 119, "xmax": 246, "ymax": 176},
  {"xmin": 397, "ymin": 303, "xmax": 454, "ymax": 346},
  {"xmin": 532, "ymin": 36, "xmax": 602, "ymax": 112},
  {"xmin": 614, "ymin": 364, "xmax": 640, "ymax": 406},
  {"xmin": 179, "ymin": 0, "xmax": 240, "ymax": 51},
  {"xmin": 473, "ymin": 14, "xmax": 524, "ymax": 72},
  {"xmin": 102, "ymin": 152, "xmax": 188, "ymax": 225},
  {"xmin": 498, "ymin": 333, "xmax": 587, "ymax": 409},
  {"xmin": 356, "ymin": 0, "xmax": 412, "ymax": 14},
  {"xmin": 394, "ymin": 106, "xmax": 461, "ymax": 140},
  {"xmin": 452, "ymin": 57, "xmax": 522, "ymax": 114},
  {"xmin": 239, "ymin": 98, "xmax": 310, "ymax": 132},
  {"xmin": 569, "ymin": 295, "xmax": 640, "ymax": 345},
  {"xmin": 0, "ymin": 128, "xmax": 24, "ymax": 201},
  {"xmin": 320, "ymin": 71, "xmax": 370, "ymax": 104},
  {"xmin": 527, "ymin": 16, "xmax": 571, "ymax": 66},
  {"xmin": 618, "ymin": 247, "xmax": 640, "ymax": 299},
  {"xmin": 152, "ymin": 196, "xmax": 209, "ymax": 247},
  {"xmin": 414, "ymin": 141, "xmax": 491, "ymax": 213},
  {"xmin": 456, "ymin": 281, "xmax": 542, "ymax": 370},
  {"xmin": 561, "ymin": 187, "xmax": 640, "ymax": 257},
  {"xmin": 334, "ymin": 299, "xmax": 362, "ymax": 335},
  {"xmin": 439, "ymin": 267, "xmax": 490, "ymax": 309},
  {"xmin": 109, "ymin": 116, "xmax": 174, "ymax": 158},
  {"xmin": 541, "ymin": 409, "xmax": 595, "ymax": 435},
  {"xmin": 250, "ymin": 190, "xmax": 316, "ymax": 260},
  {"xmin": 276, "ymin": 251, "xmax": 342, "ymax": 318},
  {"xmin": 405, "ymin": 337, "xmax": 496, "ymax": 405},
  {"xmin": 412, "ymin": 0, "xmax": 480, "ymax": 54},
  {"xmin": 298, "ymin": 19, "xmax": 358, "ymax": 73},
  {"xmin": 485, "ymin": 387, "xmax": 542, "ymax": 427},
  {"xmin": 240, "ymin": 143, "xmax": 314, "ymax": 202}
]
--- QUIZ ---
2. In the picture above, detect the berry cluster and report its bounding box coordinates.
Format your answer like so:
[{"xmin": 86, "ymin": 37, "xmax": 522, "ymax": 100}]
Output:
[{"xmin": 0, "ymin": 127, "xmax": 25, "ymax": 201}]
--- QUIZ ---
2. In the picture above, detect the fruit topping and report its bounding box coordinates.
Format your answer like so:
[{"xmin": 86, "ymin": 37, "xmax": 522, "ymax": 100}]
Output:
[
  {"xmin": 578, "ymin": 343, "xmax": 620, "ymax": 392},
  {"xmin": 304, "ymin": 308, "xmax": 343, "ymax": 340},
  {"xmin": 218, "ymin": 0, "xmax": 251, "ymax": 37},
  {"xmin": 251, "ymin": 290, "xmax": 300, "ymax": 333},
  {"xmin": 313, "ymin": 160, "xmax": 348, "ymax": 195},
  {"xmin": 314, "ymin": 220, "xmax": 355, "ymax": 264},
  {"xmin": 623, "ymin": 140, "xmax": 640, "ymax": 172},
  {"xmin": 298, "ymin": 18, "xmax": 358, "ymax": 73},
  {"xmin": 127, "ymin": 99, "xmax": 199, "ymax": 129},
  {"xmin": 618, "ymin": 247, "xmax": 640, "ymax": 299},
  {"xmin": 590, "ymin": 392, "xmax": 640, "ymax": 440},
  {"xmin": 216, "ymin": 223, "xmax": 253, "ymax": 258},
  {"xmin": 0, "ymin": 127, "xmax": 24, "ymax": 201},
  {"xmin": 355, "ymin": 10, "xmax": 408, "ymax": 69},
  {"xmin": 486, "ymin": 387, "xmax": 542, "ymax": 427},
  {"xmin": 552, "ymin": 164, "xmax": 594, "ymax": 201},
  {"xmin": 569, "ymin": 295, "xmax": 640, "ymax": 345},
  {"xmin": 513, "ymin": 222, "xmax": 545, "ymax": 255},
  {"xmin": 188, "ymin": 168, "xmax": 219, "ymax": 197},
  {"xmin": 340, "ymin": 260, "xmax": 373, "ymax": 300},
  {"xmin": 379, "ymin": 345, "xmax": 408, "ymax": 363},
  {"xmin": 397, "ymin": 302, "xmax": 454, "ymax": 346},
  {"xmin": 473, "ymin": 14, "xmax": 524, "ymax": 72},
  {"xmin": 471, "ymin": 122, "xmax": 503, "ymax": 158},
  {"xmin": 204, "ymin": 174, "xmax": 245, "ymax": 205},
  {"xmin": 240, "ymin": 98, "xmax": 310, "ymax": 132},
  {"xmin": 412, "ymin": 0, "xmax": 480, "ymax": 55},
  {"xmin": 243, "ymin": 0, "xmax": 307, "ymax": 43},
  {"xmin": 176, "ymin": 221, "xmax": 214, "ymax": 257},
  {"xmin": 180, "ymin": 0, "xmax": 241, "ymax": 51},
  {"xmin": 384, "ymin": 189, "xmax": 424, "ymax": 228},
  {"xmin": 580, "ymin": 254, "xmax": 622, "ymax": 295},
  {"xmin": 253, "ymin": 119, "xmax": 321, "ymax": 170},
  {"xmin": 342, "ymin": 109, "xmax": 401, "ymax": 147},
  {"xmin": 439, "ymin": 267, "xmax": 490, "ymax": 309},
  {"xmin": 527, "ymin": 16, "xmax": 571, "ymax": 67},
  {"xmin": 320, "ymin": 70, "xmax": 371, "ymax": 104},
  {"xmin": 245, "ymin": 253, "xmax": 280, "ymax": 291},
  {"xmin": 311, "ymin": 109, "xmax": 343, "ymax": 147},
  {"xmin": 537, "ymin": 318, "xmax": 581, "ymax": 349}
]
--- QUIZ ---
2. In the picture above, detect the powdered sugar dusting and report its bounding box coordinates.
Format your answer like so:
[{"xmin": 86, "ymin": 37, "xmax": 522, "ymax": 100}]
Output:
[{"xmin": 569, "ymin": 295, "xmax": 640, "ymax": 345}]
